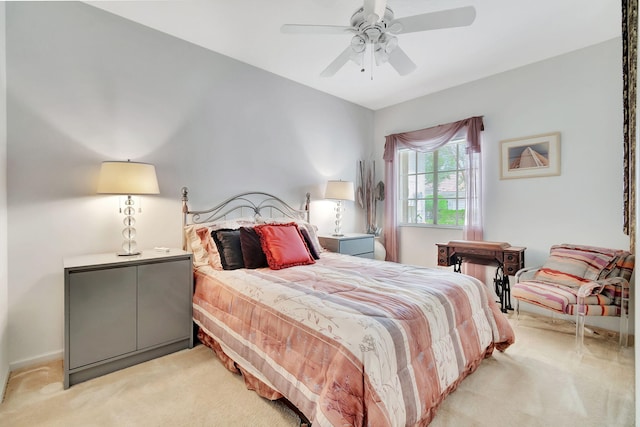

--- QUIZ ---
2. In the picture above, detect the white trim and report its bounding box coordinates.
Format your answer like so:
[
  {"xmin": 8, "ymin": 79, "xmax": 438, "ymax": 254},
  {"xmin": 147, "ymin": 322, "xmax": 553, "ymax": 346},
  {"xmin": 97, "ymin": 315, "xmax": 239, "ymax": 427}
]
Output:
[
  {"xmin": 9, "ymin": 349, "xmax": 62, "ymax": 371},
  {"xmin": 398, "ymin": 223, "xmax": 463, "ymax": 230},
  {"xmin": 0, "ymin": 364, "xmax": 8, "ymax": 402}
]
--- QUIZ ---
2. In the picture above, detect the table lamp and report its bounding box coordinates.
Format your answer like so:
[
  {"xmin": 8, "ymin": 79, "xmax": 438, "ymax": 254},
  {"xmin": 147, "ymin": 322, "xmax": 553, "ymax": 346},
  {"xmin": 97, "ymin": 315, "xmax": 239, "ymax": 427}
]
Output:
[
  {"xmin": 97, "ymin": 160, "xmax": 160, "ymax": 256},
  {"xmin": 324, "ymin": 180, "xmax": 355, "ymax": 236}
]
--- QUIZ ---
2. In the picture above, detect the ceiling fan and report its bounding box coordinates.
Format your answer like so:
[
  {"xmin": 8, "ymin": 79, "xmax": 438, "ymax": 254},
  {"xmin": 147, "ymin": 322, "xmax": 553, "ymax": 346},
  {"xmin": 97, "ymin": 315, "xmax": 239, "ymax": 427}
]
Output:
[{"xmin": 281, "ymin": 0, "xmax": 476, "ymax": 77}]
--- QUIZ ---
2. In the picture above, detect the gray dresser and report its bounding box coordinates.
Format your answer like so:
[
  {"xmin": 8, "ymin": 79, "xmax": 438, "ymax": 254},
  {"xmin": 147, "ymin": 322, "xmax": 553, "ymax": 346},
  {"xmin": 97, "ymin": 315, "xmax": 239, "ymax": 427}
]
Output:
[
  {"xmin": 63, "ymin": 249, "xmax": 193, "ymax": 388},
  {"xmin": 318, "ymin": 234, "xmax": 375, "ymax": 258}
]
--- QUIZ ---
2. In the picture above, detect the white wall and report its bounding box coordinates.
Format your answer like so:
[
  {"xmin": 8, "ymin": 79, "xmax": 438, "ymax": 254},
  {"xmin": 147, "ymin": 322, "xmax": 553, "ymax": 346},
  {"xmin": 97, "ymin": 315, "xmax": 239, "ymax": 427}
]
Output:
[
  {"xmin": 5, "ymin": 2, "xmax": 373, "ymax": 367},
  {"xmin": 374, "ymin": 38, "xmax": 628, "ymax": 331},
  {"xmin": 0, "ymin": 2, "xmax": 9, "ymax": 396}
]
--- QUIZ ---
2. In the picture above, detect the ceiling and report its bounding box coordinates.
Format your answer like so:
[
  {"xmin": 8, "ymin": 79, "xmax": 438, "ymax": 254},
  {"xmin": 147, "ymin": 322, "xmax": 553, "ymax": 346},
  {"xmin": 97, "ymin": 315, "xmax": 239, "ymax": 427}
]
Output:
[{"xmin": 86, "ymin": 0, "xmax": 621, "ymax": 111}]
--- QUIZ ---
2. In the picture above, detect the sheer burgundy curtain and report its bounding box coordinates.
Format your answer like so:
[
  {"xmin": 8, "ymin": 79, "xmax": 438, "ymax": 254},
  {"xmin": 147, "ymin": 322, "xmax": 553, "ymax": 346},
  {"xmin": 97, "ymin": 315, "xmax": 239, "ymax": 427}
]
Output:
[{"xmin": 382, "ymin": 116, "xmax": 484, "ymax": 279}]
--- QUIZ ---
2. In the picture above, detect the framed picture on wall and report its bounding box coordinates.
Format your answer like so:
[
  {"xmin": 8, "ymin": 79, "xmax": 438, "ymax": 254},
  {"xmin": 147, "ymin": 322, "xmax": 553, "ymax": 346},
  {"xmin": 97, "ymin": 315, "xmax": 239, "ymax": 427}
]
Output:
[{"xmin": 499, "ymin": 132, "xmax": 561, "ymax": 179}]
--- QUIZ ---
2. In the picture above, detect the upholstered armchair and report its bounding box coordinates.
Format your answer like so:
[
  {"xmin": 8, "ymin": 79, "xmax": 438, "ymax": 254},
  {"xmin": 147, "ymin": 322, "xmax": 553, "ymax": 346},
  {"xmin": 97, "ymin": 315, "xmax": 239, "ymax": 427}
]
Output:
[{"xmin": 512, "ymin": 244, "xmax": 634, "ymax": 353}]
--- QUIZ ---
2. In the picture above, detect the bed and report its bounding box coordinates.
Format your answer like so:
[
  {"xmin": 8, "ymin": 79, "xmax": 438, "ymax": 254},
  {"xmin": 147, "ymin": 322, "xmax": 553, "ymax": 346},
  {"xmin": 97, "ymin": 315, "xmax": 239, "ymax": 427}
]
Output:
[{"xmin": 181, "ymin": 188, "xmax": 515, "ymax": 426}]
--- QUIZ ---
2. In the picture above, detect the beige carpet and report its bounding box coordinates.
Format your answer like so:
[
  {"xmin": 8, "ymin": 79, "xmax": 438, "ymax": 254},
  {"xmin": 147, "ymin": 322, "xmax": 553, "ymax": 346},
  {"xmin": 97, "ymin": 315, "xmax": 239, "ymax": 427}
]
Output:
[{"xmin": 0, "ymin": 313, "xmax": 634, "ymax": 426}]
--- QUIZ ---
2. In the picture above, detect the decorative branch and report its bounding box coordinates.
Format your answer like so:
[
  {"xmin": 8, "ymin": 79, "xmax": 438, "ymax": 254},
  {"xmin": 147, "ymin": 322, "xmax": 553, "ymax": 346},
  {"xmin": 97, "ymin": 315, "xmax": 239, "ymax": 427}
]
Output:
[{"xmin": 357, "ymin": 160, "xmax": 385, "ymax": 236}]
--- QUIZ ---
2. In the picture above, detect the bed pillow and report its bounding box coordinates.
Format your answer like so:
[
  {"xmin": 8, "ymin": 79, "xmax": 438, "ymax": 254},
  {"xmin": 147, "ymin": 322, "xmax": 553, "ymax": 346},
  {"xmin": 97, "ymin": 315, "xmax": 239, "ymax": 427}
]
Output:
[
  {"xmin": 532, "ymin": 244, "xmax": 620, "ymax": 287},
  {"xmin": 297, "ymin": 221, "xmax": 323, "ymax": 256},
  {"xmin": 260, "ymin": 218, "xmax": 323, "ymax": 256},
  {"xmin": 239, "ymin": 227, "xmax": 269, "ymax": 269},
  {"xmin": 196, "ymin": 227, "xmax": 223, "ymax": 270},
  {"xmin": 254, "ymin": 223, "xmax": 315, "ymax": 270},
  {"xmin": 210, "ymin": 217, "xmax": 257, "ymax": 231},
  {"xmin": 184, "ymin": 224, "xmax": 223, "ymax": 270},
  {"xmin": 300, "ymin": 227, "xmax": 320, "ymax": 260},
  {"xmin": 211, "ymin": 229, "xmax": 245, "ymax": 270},
  {"xmin": 184, "ymin": 225, "xmax": 209, "ymax": 267}
]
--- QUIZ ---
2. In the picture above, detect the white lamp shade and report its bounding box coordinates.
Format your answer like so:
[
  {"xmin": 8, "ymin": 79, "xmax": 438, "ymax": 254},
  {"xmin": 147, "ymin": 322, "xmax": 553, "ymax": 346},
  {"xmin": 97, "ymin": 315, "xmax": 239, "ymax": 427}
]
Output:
[
  {"xmin": 97, "ymin": 161, "xmax": 160, "ymax": 195},
  {"xmin": 324, "ymin": 180, "xmax": 355, "ymax": 201}
]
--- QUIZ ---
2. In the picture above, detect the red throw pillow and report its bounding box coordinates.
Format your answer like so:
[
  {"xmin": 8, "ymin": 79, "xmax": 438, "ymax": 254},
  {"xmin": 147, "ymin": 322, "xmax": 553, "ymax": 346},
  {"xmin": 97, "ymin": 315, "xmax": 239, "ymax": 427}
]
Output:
[{"xmin": 254, "ymin": 223, "xmax": 315, "ymax": 270}]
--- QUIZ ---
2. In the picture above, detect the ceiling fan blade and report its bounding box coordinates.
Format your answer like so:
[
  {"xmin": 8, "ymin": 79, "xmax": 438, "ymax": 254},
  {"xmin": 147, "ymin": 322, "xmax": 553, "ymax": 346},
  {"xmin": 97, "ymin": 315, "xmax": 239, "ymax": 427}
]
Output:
[
  {"xmin": 281, "ymin": 24, "xmax": 354, "ymax": 35},
  {"xmin": 387, "ymin": 47, "xmax": 417, "ymax": 76},
  {"xmin": 320, "ymin": 47, "xmax": 353, "ymax": 77},
  {"xmin": 393, "ymin": 6, "xmax": 476, "ymax": 34}
]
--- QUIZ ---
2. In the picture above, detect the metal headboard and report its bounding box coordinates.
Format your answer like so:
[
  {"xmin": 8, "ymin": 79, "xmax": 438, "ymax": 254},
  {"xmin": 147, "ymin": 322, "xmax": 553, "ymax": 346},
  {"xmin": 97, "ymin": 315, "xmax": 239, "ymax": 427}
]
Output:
[{"xmin": 181, "ymin": 187, "xmax": 311, "ymax": 249}]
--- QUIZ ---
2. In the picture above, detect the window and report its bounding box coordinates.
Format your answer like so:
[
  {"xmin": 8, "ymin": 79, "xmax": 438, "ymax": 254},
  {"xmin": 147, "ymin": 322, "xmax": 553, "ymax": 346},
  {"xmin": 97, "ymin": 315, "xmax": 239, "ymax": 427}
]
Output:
[{"xmin": 398, "ymin": 138, "xmax": 466, "ymax": 227}]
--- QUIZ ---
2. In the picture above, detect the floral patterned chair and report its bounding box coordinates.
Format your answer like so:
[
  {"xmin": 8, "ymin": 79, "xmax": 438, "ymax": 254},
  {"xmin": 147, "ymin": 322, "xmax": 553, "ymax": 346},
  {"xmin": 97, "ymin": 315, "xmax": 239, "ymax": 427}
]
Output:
[{"xmin": 512, "ymin": 243, "xmax": 634, "ymax": 353}]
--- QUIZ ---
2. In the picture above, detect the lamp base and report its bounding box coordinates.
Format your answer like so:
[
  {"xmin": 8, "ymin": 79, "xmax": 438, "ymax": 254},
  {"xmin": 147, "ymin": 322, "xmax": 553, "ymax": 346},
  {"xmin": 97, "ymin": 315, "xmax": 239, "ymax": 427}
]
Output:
[
  {"xmin": 117, "ymin": 251, "xmax": 141, "ymax": 257},
  {"xmin": 119, "ymin": 195, "xmax": 140, "ymax": 257},
  {"xmin": 333, "ymin": 200, "xmax": 344, "ymax": 236}
]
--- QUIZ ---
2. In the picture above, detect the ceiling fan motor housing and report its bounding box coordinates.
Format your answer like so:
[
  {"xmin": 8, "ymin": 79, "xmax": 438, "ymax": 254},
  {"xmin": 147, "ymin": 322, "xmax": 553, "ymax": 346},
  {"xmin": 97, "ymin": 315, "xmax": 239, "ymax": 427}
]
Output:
[
  {"xmin": 350, "ymin": 6, "xmax": 397, "ymax": 40},
  {"xmin": 348, "ymin": 7, "xmax": 400, "ymax": 66}
]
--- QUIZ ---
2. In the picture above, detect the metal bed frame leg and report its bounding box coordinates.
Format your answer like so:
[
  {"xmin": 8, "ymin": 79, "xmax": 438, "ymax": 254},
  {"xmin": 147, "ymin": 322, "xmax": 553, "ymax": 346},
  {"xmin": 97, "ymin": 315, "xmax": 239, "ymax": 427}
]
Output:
[{"xmin": 279, "ymin": 397, "xmax": 312, "ymax": 427}]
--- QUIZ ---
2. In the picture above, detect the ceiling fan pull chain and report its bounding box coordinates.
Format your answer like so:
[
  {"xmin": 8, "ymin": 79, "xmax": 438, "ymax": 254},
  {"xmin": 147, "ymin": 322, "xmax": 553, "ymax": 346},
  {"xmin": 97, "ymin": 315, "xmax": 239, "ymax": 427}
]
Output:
[{"xmin": 370, "ymin": 45, "xmax": 374, "ymax": 81}]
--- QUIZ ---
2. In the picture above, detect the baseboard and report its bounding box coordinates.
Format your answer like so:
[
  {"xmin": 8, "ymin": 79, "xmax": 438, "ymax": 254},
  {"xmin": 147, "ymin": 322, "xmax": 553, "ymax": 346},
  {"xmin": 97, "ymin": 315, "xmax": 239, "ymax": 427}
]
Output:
[
  {"xmin": 9, "ymin": 349, "xmax": 62, "ymax": 372},
  {"xmin": 0, "ymin": 363, "xmax": 9, "ymax": 403},
  {"xmin": 65, "ymin": 339, "xmax": 189, "ymax": 389}
]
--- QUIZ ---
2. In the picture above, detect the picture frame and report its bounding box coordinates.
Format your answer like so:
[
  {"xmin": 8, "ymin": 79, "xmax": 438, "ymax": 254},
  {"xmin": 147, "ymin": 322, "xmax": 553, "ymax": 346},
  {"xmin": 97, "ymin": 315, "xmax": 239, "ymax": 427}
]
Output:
[{"xmin": 499, "ymin": 132, "xmax": 561, "ymax": 179}]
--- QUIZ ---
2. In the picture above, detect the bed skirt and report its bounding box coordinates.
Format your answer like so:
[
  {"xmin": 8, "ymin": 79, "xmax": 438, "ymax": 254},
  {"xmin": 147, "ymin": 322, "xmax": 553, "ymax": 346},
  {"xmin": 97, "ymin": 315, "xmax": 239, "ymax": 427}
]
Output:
[
  {"xmin": 197, "ymin": 327, "xmax": 285, "ymax": 401},
  {"xmin": 196, "ymin": 324, "xmax": 496, "ymax": 426}
]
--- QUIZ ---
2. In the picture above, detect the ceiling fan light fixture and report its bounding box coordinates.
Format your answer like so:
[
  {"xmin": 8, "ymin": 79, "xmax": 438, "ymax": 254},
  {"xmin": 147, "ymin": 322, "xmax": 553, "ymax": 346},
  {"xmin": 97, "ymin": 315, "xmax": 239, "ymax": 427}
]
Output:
[
  {"xmin": 373, "ymin": 33, "xmax": 397, "ymax": 65},
  {"xmin": 364, "ymin": 27, "xmax": 382, "ymax": 44},
  {"xmin": 350, "ymin": 50, "xmax": 365, "ymax": 66},
  {"xmin": 388, "ymin": 22, "xmax": 403, "ymax": 34},
  {"xmin": 380, "ymin": 34, "xmax": 397, "ymax": 53},
  {"xmin": 374, "ymin": 46, "xmax": 389, "ymax": 66},
  {"xmin": 351, "ymin": 35, "xmax": 366, "ymax": 53}
]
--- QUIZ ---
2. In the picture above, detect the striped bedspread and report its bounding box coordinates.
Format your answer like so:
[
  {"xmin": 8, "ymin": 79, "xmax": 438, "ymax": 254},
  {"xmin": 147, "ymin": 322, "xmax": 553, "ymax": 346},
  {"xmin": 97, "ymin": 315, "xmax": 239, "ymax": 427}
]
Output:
[{"xmin": 193, "ymin": 252, "xmax": 514, "ymax": 426}]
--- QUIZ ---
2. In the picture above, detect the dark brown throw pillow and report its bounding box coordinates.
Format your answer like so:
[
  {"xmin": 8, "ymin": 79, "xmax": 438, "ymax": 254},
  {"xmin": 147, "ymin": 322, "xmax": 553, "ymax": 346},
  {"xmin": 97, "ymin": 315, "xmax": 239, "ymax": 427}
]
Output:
[
  {"xmin": 211, "ymin": 229, "xmax": 245, "ymax": 270},
  {"xmin": 239, "ymin": 227, "xmax": 269, "ymax": 269}
]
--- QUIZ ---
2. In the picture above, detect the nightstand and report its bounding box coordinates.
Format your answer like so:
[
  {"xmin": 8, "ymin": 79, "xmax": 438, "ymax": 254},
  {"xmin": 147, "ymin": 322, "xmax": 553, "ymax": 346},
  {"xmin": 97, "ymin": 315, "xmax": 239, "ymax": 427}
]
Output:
[
  {"xmin": 318, "ymin": 234, "xmax": 375, "ymax": 258},
  {"xmin": 63, "ymin": 249, "xmax": 193, "ymax": 388}
]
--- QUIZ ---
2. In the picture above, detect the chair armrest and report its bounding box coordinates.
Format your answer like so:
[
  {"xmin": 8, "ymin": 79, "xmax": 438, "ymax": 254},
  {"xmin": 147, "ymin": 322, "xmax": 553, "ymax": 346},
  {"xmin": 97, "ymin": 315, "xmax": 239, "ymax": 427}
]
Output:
[
  {"xmin": 515, "ymin": 266, "xmax": 540, "ymax": 283},
  {"xmin": 577, "ymin": 277, "xmax": 630, "ymax": 298}
]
